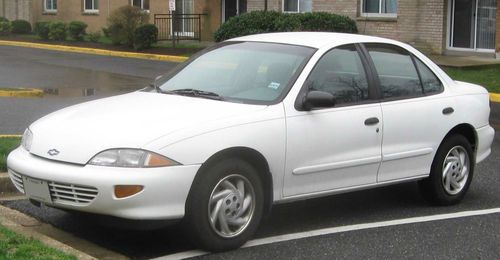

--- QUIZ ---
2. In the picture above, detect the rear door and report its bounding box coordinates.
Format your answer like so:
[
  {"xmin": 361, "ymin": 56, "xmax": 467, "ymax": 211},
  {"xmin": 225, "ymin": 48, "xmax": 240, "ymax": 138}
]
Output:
[{"xmin": 361, "ymin": 43, "xmax": 456, "ymax": 182}]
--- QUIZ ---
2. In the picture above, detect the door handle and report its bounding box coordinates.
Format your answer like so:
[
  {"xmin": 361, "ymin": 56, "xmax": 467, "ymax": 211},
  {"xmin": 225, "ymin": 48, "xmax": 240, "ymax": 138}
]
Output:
[
  {"xmin": 442, "ymin": 107, "xmax": 454, "ymax": 115},
  {"xmin": 364, "ymin": 117, "xmax": 379, "ymax": 126}
]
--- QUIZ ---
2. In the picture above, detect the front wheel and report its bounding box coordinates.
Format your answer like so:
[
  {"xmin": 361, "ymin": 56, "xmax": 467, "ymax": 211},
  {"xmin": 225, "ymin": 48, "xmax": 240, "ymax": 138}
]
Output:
[
  {"xmin": 184, "ymin": 158, "xmax": 264, "ymax": 252},
  {"xmin": 419, "ymin": 135, "xmax": 474, "ymax": 205}
]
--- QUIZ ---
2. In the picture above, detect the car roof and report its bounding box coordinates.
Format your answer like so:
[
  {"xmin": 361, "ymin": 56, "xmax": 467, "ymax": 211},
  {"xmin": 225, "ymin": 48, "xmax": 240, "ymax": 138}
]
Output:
[{"xmin": 227, "ymin": 32, "xmax": 396, "ymax": 49}]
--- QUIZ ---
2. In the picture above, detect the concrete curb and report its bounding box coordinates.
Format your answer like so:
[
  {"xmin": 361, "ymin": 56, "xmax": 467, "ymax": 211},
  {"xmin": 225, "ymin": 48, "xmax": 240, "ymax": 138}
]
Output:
[
  {"xmin": 0, "ymin": 205, "xmax": 97, "ymax": 259},
  {"xmin": 0, "ymin": 204, "xmax": 129, "ymax": 259},
  {"xmin": 0, "ymin": 88, "xmax": 44, "ymax": 98},
  {"xmin": 0, "ymin": 40, "xmax": 189, "ymax": 63},
  {"xmin": 0, "ymin": 135, "xmax": 22, "ymax": 138},
  {"xmin": 491, "ymin": 93, "xmax": 500, "ymax": 103}
]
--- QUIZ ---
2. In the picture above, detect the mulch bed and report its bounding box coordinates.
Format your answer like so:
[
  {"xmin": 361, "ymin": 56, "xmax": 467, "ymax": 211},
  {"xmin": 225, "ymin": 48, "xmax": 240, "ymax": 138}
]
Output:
[{"xmin": 0, "ymin": 35, "xmax": 205, "ymax": 56}]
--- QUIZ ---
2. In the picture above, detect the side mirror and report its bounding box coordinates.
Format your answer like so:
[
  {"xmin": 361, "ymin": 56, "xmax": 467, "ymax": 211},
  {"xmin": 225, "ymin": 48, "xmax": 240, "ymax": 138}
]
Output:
[{"xmin": 302, "ymin": 90, "xmax": 336, "ymax": 111}]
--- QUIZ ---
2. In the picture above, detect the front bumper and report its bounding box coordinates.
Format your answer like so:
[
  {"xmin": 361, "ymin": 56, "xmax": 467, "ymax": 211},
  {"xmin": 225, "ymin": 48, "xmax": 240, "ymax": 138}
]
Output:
[{"xmin": 6, "ymin": 147, "xmax": 200, "ymax": 220}]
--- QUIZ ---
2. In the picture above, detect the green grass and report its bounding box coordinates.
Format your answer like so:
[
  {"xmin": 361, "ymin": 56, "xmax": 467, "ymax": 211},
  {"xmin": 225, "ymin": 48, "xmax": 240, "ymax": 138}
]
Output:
[
  {"xmin": 0, "ymin": 223, "xmax": 76, "ymax": 259},
  {"xmin": 442, "ymin": 65, "xmax": 500, "ymax": 93},
  {"xmin": 0, "ymin": 137, "xmax": 21, "ymax": 172}
]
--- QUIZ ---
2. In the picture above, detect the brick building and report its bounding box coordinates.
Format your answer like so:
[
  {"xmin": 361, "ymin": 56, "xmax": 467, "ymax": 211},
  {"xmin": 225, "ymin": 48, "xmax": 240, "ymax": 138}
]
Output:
[{"xmin": 1, "ymin": 0, "xmax": 499, "ymax": 57}]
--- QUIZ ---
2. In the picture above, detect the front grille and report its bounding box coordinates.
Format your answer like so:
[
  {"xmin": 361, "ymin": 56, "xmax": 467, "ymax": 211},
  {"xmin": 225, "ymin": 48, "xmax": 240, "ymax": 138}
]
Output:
[
  {"xmin": 48, "ymin": 181, "xmax": 99, "ymax": 205},
  {"xmin": 7, "ymin": 169, "xmax": 25, "ymax": 194}
]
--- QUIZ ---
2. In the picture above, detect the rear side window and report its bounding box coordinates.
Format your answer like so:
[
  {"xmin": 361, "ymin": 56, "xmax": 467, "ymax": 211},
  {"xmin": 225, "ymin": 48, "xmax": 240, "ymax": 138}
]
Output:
[
  {"xmin": 307, "ymin": 44, "xmax": 370, "ymax": 105},
  {"xmin": 414, "ymin": 58, "xmax": 443, "ymax": 94},
  {"xmin": 365, "ymin": 44, "xmax": 422, "ymax": 99}
]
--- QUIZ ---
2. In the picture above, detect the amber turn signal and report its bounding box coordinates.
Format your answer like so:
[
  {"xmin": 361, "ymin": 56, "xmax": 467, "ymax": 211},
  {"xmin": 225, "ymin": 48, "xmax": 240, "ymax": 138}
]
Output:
[{"xmin": 114, "ymin": 185, "xmax": 144, "ymax": 198}]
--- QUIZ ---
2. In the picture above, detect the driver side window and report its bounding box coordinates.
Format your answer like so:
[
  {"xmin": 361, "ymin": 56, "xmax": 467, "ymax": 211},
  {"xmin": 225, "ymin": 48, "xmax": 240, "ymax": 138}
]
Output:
[{"xmin": 307, "ymin": 44, "xmax": 370, "ymax": 105}]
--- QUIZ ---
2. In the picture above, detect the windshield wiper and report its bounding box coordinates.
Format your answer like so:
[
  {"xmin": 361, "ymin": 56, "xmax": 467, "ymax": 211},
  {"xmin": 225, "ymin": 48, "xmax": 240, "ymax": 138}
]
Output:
[{"xmin": 163, "ymin": 88, "xmax": 224, "ymax": 100}]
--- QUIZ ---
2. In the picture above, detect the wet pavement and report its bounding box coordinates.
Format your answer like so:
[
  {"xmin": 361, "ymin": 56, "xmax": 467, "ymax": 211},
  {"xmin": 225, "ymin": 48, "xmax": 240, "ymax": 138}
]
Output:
[{"xmin": 0, "ymin": 45, "xmax": 178, "ymax": 134}]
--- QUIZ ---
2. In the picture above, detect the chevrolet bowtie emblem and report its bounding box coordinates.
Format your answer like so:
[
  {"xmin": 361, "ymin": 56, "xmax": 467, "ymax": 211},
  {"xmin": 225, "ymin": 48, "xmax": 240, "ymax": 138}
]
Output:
[{"xmin": 47, "ymin": 149, "xmax": 60, "ymax": 156}]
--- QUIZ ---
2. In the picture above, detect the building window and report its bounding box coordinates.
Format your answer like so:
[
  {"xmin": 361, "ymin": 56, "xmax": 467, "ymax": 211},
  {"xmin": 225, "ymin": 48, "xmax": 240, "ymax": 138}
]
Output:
[
  {"xmin": 132, "ymin": 0, "xmax": 150, "ymax": 10},
  {"xmin": 362, "ymin": 0, "xmax": 397, "ymax": 17},
  {"xmin": 84, "ymin": 0, "xmax": 99, "ymax": 13},
  {"xmin": 283, "ymin": 0, "xmax": 312, "ymax": 13},
  {"xmin": 44, "ymin": 0, "xmax": 57, "ymax": 12}
]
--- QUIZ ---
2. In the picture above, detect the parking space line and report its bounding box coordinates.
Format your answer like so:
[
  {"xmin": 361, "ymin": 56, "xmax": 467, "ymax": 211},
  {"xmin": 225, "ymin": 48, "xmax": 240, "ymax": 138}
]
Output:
[{"xmin": 156, "ymin": 208, "xmax": 500, "ymax": 260}]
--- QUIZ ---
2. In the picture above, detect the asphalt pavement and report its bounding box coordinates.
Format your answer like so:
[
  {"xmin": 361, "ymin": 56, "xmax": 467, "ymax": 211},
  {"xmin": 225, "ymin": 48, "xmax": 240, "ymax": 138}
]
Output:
[
  {"xmin": 0, "ymin": 46, "xmax": 499, "ymax": 259},
  {"xmin": 0, "ymin": 45, "xmax": 177, "ymax": 134}
]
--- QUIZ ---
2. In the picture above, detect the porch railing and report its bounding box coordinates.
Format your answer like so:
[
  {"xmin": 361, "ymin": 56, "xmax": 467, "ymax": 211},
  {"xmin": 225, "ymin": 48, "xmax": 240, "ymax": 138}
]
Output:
[{"xmin": 154, "ymin": 13, "xmax": 207, "ymax": 42}]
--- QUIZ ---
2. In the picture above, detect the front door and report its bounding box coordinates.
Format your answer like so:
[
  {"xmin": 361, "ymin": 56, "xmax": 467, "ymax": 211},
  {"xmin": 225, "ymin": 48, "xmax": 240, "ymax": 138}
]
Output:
[
  {"xmin": 223, "ymin": 0, "xmax": 247, "ymax": 22},
  {"xmin": 449, "ymin": 0, "xmax": 497, "ymax": 50},
  {"xmin": 283, "ymin": 44, "xmax": 382, "ymax": 197}
]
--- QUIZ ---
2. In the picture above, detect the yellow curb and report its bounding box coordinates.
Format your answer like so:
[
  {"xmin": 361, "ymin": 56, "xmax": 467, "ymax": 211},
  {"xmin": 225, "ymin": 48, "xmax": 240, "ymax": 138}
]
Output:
[
  {"xmin": 491, "ymin": 92, "xmax": 500, "ymax": 103},
  {"xmin": 0, "ymin": 40, "xmax": 189, "ymax": 63},
  {"xmin": 0, "ymin": 135, "xmax": 22, "ymax": 138},
  {"xmin": 0, "ymin": 88, "xmax": 44, "ymax": 98}
]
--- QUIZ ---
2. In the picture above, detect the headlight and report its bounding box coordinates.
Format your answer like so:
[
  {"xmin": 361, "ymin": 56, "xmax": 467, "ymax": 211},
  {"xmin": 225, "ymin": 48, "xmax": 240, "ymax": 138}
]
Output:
[
  {"xmin": 21, "ymin": 128, "xmax": 33, "ymax": 152},
  {"xmin": 88, "ymin": 149, "xmax": 180, "ymax": 168}
]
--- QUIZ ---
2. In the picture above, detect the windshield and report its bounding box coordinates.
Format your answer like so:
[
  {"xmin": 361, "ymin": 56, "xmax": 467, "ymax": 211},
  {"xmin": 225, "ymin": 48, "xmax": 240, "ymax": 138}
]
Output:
[{"xmin": 156, "ymin": 42, "xmax": 315, "ymax": 104}]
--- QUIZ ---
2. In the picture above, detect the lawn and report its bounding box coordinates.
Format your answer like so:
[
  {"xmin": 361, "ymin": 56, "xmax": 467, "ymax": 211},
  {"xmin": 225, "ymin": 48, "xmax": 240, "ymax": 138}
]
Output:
[
  {"xmin": 0, "ymin": 223, "xmax": 75, "ymax": 259},
  {"xmin": 0, "ymin": 137, "xmax": 21, "ymax": 172},
  {"xmin": 442, "ymin": 65, "xmax": 500, "ymax": 93}
]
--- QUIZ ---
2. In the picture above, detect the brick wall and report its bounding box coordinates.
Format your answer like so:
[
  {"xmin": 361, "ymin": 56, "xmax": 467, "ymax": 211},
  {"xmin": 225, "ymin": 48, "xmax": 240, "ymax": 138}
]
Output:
[
  {"xmin": 263, "ymin": 0, "xmax": 446, "ymax": 54},
  {"xmin": 497, "ymin": 0, "xmax": 500, "ymax": 53},
  {"xmin": 0, "ymin": 0, "xmax": 33, "ymax": 23},
  {"xmin": 247, "ymin": 0, "xmax": 265, "ymax": 11}
]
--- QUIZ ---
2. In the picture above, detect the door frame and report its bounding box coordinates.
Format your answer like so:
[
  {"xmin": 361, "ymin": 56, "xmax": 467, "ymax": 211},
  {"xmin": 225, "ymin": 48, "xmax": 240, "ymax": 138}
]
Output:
[
  {"xmin": 446, "ymin": 0, "xmax": 497, "ymax": 53},
  {"xmin": 222, "ymin": 0, "xmax": 240, "ymax": 22}
]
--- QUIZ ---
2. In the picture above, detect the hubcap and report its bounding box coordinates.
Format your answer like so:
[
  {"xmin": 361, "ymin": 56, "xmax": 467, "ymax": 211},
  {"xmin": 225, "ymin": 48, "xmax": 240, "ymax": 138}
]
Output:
[
  {"xmin": 442, "ymin": 146, "xmax": 470, "ymax": 195},
  {"xmin": 208, "ymin": 174, "xmax": 256, "ymax": 238}
]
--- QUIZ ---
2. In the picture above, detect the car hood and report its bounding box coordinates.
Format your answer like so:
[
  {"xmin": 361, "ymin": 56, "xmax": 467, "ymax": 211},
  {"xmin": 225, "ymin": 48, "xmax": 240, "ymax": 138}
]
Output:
[{"xmin": 28, "ymin": 91, "xmax": 265, "ymax": 164}]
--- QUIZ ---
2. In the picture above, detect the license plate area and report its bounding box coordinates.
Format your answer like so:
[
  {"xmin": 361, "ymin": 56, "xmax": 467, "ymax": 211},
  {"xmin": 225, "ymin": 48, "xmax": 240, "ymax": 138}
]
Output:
[{"xmin": 22, "ymin": 176, "xmax": 52, "ymax": 203}]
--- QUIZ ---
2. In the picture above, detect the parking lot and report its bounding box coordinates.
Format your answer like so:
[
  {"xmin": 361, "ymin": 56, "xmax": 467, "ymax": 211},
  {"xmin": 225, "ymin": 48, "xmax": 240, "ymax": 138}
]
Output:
[{"xmin": 1, "ymin": 45, "xmax": 499, "ymax": 259}]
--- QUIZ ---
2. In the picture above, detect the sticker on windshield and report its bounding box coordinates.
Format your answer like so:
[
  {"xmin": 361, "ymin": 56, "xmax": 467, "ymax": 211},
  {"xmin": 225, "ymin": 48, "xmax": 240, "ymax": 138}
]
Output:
[{"xmin": 268, "ymin": 82, "xmax": 280, "ymax": 90}]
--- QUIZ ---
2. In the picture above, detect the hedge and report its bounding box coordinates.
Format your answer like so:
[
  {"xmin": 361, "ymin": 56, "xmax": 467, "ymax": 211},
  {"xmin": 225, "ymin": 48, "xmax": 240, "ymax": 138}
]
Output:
[
  {"xmin": 34, "ymin": 21, "xmax": 50, "ymax": 39},
  {"xmin": 68, "ymin": 21, "xmax": 87, "ymax": 41},
  {"xmin": 48, "ymin": 21, "xmax": 67, "ymax": 41},
  {"xmin": 214, "ymin": 11, "xmax": 358, "ymax": 42},
  {"xmin": 0, "ymin": 21, "xmax": 11, "ymax": 36},
  {"xmin": 133, "ymin": 24, "xmax": 158, "ymax": 50},
  {"xmin": 11, "ymin": 19, "xmax": 32, "ymax": 34}
]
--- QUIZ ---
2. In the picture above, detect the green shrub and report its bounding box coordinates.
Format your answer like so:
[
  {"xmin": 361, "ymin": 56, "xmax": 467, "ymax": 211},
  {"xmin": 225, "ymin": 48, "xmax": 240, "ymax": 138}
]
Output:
[
  {"xmin": 0, "ymin": 21, "xmax": 11, "ymax": 36},
  {"xmin": 299, "ymin": 12, "xmax": 357, "ymax": 33},
  {"xmin": 68, "ymin": 21, "xmax": 87, "ymax": 41},
  {"xmin": 0, "ymin": 17, "xmax": 8, "ymax": 23},
  {"xmin": 133, "ymin": 24, "xmax": 158, "ymax": 50},
  {"xmin": 214, "ymin": 11, "xmax": 358, "ymax": 42},
  {"xmin": 88, "ymin": 31, "xmax": 101, "ymax": 43},
  {"xmin": 48, "ymin": 21, "xmax": 67, "ymax": 41},
  {"xmin": 101, "ymin": 27, "xmax": 110, "ymax": 37},
  {"xmin": 11, "ymin": 19, "xmax": 32, "ymax": 34},
  {"xmin": 34, "ymin": 21, "xmax": 50, "ymax": 39},
  {"xmin": 107, "ymin": 6, "xmax": 149, "ymax": 47}
]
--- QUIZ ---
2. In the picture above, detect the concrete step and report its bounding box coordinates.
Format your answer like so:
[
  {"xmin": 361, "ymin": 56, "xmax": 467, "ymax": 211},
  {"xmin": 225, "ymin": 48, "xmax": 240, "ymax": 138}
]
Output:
[{"xmin": 0, "ymin": 172, "xmax": 19, "ymax": 194}]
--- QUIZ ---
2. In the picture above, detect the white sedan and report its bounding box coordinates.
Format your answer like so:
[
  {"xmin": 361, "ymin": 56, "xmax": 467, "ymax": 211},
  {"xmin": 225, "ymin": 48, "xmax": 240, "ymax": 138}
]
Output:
[{"xmin": 7, "ymin": 32, "xmax": 494, "ymax": 251}]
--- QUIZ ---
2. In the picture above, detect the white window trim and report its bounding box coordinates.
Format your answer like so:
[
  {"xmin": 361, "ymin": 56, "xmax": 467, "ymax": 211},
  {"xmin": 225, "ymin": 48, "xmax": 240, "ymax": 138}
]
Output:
[
  {"xmin": 131, "ymin": 0, "xmax": 150, "ymax": 11},
  {"xmin": 44, "ymin": 0, "xmax": 57, "ymax": 13},
  {"xmin": 360, "ymin": 0, "xmax": 398, "ymax": 18},
  {"xmin": 83, "ymin": 0, "xmax": 99, "ymax": 14}
]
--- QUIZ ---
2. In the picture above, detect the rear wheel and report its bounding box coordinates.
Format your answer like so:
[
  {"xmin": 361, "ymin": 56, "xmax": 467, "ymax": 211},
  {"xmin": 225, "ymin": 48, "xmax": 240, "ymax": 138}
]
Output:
[
  {"xmin": 419, "ymin": 135, "xmax": 474, "ymax": 205},
  {"xmin": 184, "ymin": 158, "xmax": 264, "ymax": 252}
]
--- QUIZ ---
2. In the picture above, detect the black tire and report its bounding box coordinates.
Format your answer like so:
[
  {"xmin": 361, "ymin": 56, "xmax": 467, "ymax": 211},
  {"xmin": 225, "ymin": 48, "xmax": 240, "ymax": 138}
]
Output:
[
  {"xmin": 184, "ymin": 158, "xmax": 264, "ymax": 252},
  {"xmin": 419, "ymin": 134, "xmax": 475, "ymax": 206}
]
